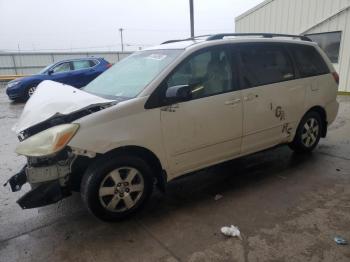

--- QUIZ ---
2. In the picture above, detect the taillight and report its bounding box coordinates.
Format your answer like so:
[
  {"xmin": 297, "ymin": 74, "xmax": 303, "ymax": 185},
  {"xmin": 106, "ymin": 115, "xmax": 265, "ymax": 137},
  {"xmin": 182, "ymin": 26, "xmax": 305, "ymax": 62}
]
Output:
[
  {"xmin": 106, "ymin": 63, "xmax": 112, "ymax": 69},
  {"xmin": 332, "ymin": 72, "xmax": 339, "ymax": 85}
]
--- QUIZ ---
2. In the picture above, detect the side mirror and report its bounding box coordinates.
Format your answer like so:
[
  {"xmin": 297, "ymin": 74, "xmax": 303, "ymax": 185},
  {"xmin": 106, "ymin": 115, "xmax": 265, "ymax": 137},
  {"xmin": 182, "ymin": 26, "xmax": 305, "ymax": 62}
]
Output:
[
  {"xmin": 165, "ymin": 85, "xmax": 192, "ymax": 104},
  {"xmin": 48, "ymin": 69, "xmax": 54, "ymax": 75}
]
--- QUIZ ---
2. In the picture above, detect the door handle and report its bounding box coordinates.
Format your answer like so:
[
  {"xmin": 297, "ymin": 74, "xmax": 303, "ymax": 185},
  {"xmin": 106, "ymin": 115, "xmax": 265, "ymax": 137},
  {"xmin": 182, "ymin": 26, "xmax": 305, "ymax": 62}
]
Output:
[
  {"xmin": 311, "ymin": 85, "xmax": 319, "ymax": 91},
  {"xmin": 161, "ymin": 104, "xmax": 179, "ymax": 112},
  {"xmin": 225, "ymin": 98, "xmax": 241, "ymax": 105},
  {"xmin": 244, "ymin": 93, "xmax": 258, "ymax": 101},
  {"xmin": 283, "ymin": 73, "xmax": 294, "ymax": 79}
]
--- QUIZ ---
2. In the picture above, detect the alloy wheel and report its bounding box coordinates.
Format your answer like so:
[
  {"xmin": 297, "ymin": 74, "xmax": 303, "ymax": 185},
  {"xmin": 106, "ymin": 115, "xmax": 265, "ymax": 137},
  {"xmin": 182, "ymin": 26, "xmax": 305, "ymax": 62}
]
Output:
[
  {"xmin": 301, "ymin": 117, "xmax": 319, "ymax": 148},
  {"xmin": 28, "ymin": 87, "xmax": 37, "ymax": 97},
  {"xmin": 98, "ymin": 167, "xmax": 144, "ymax": 212}
]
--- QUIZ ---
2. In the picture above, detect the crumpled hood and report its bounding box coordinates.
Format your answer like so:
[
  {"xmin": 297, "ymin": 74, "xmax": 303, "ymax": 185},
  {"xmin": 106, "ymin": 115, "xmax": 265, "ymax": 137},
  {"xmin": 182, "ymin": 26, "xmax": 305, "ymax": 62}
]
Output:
[{"xmin": 13, "ymin": 80, "xmax": 113, "ymax": 134}]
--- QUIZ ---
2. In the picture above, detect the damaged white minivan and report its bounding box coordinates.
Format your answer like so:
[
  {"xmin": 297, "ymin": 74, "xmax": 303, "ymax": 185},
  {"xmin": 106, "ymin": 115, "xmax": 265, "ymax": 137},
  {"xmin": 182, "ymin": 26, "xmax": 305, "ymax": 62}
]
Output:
[{"xmin": 6, "ymin": 33, "xmax": 339, "ymax": 221}]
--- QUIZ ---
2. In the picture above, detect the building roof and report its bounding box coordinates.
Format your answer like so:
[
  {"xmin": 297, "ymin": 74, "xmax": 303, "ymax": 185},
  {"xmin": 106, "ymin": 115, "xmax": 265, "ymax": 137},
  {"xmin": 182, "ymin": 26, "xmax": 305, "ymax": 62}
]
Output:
[{"xmin": 235, "ymin": 0, "xmax": 274, "ymax": 22}]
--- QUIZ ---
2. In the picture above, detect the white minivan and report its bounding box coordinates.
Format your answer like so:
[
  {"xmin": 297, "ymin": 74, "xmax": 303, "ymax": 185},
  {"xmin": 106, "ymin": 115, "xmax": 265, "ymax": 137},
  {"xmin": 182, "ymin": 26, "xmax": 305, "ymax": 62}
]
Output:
[{"xmin": 7, "ymin": 33, "xmax": 339, "ymax": 221}]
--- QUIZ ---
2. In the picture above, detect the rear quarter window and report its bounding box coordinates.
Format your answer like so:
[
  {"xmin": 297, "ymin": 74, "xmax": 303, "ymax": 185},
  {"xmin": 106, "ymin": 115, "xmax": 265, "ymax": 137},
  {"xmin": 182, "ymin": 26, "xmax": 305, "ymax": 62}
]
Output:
[
  {"xmin": 89, "ymin": 59, "xmax": 99, "ymax": 67},
  {"xmin": 289, "ymin": 45, "xmax": 330, "ymax": 78}
]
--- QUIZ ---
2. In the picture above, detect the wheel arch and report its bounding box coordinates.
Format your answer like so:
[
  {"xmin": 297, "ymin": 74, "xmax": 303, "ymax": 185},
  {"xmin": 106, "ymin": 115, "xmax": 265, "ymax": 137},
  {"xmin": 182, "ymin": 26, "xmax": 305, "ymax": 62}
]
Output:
[
  {"xmin": 24, "ymin": 79, "xmax": 43, "ymax": 89},
  {"xmin": 23, "ymin": 80, "xmax": 42, "ymax": 97},
  {"xmin": 102, "ymin": 146, "xmax": 167, "ymax": 192},
  {"xmin": 71, "ymin": 145, "xmax": 167, "ymax": 193}
]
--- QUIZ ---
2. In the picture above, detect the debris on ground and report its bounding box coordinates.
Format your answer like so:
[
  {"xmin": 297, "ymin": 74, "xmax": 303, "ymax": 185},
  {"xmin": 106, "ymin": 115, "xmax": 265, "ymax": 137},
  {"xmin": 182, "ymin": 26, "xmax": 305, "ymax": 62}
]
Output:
[
  {"xmin": 334, "ymin": 236, "xmax": 348, "ymax": 245},
  {"xmin": 214, "ymin": 194, "xmax": 223, "ymax": 201},
  {"xmin": 221, "ymin": 225, "xmax": 242, "ymax": 239},
  {"xmin": 336, "ymin": 168, "xmax": 341, "ymax": 172}
]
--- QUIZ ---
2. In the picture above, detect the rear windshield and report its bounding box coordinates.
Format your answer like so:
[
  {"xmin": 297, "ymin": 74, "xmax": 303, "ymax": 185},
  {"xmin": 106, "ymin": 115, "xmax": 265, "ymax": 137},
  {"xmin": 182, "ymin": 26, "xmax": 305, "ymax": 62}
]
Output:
[
  {"xmin": 289, "ymin": 45, "xmax": 330, "ymax": 78},
  {"xmin": 83, "ymin": 49, "xmax": 182, "ymax": 99}
]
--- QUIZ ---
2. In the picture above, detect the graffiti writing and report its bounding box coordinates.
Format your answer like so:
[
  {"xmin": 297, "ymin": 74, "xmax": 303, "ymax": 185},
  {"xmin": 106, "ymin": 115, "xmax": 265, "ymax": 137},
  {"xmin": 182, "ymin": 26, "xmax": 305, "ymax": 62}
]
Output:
[
  {"xmin": 282, "ymin": 123, "xmax": 292, "ymax": 137},
  {"xmin": 270, "ymin": 103, "xmax": 286, "ymax": 121}
]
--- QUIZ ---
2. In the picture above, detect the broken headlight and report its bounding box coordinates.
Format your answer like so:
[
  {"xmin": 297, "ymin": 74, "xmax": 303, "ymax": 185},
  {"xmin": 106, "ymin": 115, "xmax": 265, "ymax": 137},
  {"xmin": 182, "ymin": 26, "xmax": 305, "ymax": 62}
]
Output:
[{"xmin": 15, "ymin": 124, "xmax": 79, "ymax": 157}]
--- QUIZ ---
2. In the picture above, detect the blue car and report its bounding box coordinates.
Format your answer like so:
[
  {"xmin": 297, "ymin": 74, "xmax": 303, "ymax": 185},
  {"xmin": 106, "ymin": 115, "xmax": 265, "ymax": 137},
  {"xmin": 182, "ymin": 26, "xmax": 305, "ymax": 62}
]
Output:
[{"xmin": 6, "ymin": 57, "xmax": 111, "ymax": 101}]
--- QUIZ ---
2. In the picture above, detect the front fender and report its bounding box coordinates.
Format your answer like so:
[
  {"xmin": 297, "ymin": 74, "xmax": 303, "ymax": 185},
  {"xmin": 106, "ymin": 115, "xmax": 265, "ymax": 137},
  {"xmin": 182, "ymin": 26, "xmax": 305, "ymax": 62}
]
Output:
[{"xmin": 68, "ymin": 96, "xmax": 168, "ymax": 171}]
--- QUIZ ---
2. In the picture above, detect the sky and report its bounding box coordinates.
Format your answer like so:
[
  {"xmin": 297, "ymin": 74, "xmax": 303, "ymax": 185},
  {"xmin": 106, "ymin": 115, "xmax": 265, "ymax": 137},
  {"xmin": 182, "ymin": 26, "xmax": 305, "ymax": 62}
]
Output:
[{"xmin": 0, "ymin": 0, "xmax": 264, "ymax": 52}]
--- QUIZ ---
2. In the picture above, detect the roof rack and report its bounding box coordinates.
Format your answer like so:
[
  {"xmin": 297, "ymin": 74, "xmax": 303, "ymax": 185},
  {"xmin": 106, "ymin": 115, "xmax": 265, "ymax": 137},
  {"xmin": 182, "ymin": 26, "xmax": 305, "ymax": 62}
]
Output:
[
  {"xmin": 161, "ymin": 33, "xmax": 312, "ymax": 45},
  {"xmin": 161, "ymin": 35, "xmax": 212, "ymax": 44},
  {"xmin": 206, "ymin": 33, "xmax": 312, "ymax": 42}
]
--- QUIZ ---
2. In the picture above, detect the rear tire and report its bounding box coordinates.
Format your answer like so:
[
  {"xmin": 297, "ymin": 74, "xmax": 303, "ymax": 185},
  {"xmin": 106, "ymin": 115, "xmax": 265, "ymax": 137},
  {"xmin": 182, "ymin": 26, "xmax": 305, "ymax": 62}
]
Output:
[
  {"xmin": 289, "ymin": 111, "xmax": 323, "ymax": 153},
  {"xmin": 81, "ymin": 154, "xmax": 154, "ymax": 222}
]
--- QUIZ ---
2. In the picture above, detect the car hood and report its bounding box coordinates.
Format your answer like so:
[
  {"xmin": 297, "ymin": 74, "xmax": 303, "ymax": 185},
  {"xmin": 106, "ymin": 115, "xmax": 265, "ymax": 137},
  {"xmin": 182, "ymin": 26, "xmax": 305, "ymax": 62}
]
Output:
[
  {"xmin": 8, "ymin": 77, "xmax": 24, "ymax": 84},
  {"xmin": 10, "ymin": 74, "xmax": 47, "ymax": 84},
  {"xmin": 13, "ymin": 80, "xmax": 115, "ymax": 135}
]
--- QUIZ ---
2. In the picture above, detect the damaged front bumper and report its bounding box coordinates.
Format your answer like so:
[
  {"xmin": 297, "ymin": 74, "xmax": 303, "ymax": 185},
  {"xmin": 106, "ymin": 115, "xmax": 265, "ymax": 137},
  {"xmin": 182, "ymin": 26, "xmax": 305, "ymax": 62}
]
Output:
[
  {"xmin": 6, "ymin": 166, "xmax": 27, "ymax": 192},
  {"xmin": 5, "ymin": 150, "xmax": 75, "ymax": 209},
  {"xmin": 17, "ymin": 180, "xmax": 71, "ymax": 209}
]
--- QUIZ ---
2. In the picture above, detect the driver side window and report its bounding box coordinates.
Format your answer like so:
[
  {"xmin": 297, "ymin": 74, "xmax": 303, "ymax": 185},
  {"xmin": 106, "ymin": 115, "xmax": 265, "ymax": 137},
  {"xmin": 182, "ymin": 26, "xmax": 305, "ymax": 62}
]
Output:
[
  {"xmin": 52, "ymin": 62, "xmax": 72, "ymax": 74},
  {"xmin": 167, "ymin": 47, "xmax": 234, "ymax": 99}
]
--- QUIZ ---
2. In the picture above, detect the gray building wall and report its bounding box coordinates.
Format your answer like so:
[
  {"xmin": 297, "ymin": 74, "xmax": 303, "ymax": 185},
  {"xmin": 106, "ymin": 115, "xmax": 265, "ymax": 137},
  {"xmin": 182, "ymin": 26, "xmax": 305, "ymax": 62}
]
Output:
[
  {"xmin": 235, "ymin": 0, "xmax": 350, "ymax": 92},
  {"xmin": 0, "ymin": 51, "xmax": 132, "ymax": 76}
]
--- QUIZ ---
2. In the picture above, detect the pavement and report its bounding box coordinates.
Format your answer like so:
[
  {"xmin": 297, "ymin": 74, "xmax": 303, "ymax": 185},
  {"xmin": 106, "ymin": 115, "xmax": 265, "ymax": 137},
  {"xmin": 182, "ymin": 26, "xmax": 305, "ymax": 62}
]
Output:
[{"xmin": 0, "ymin": 87, "xmax": 350, "ymax": 262}]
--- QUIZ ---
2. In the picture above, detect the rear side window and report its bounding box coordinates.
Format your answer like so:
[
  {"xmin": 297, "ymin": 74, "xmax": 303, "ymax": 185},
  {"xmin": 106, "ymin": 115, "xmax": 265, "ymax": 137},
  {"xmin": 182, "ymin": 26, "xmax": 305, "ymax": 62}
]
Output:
[
  {"xmin": 239, "ymin": 44, "xmax": 294, "ymax": 88},
  {"xmin": 290, "ymin": 45, "xmax": 329, "ymax": 78},
  {"xmin": 73, "ymin": 60, "xmax": 92, "ymax": 70}
]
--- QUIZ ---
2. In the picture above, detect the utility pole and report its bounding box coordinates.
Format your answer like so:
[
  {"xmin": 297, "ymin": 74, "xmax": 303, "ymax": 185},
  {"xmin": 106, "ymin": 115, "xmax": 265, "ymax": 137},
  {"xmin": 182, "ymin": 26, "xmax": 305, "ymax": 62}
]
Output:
[
  {"xmin": 17, "ymin": 43, "xmax": 22, "ymax": 75},
  {"xmin": 189, "ymin": 0, "xmax": 194, "ymax": 37},
  {"xmin": 119, "ymin": 28, "xmax": 124, "ymax": 52}
]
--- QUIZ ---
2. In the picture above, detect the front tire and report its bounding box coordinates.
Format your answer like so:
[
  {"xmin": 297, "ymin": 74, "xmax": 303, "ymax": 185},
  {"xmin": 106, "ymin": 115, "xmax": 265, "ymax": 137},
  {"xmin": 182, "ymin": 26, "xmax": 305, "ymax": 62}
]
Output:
[
  {"xmin": 81, "ymin": 154, "xmax": 154, "ymax": 221},
  {"xmin": 289, "ymin": 111, "xmax": 323, "ymax": 153},
  {"xmin": 23, "ymin": 86, "xmax": 37, "ymax": 101}
]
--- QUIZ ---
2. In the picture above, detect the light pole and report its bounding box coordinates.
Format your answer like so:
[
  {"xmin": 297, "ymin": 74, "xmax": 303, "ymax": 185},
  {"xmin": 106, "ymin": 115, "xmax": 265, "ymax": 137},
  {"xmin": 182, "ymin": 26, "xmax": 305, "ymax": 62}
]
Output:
[
  {"xmin": 119, "ymin": 28, "xmax": 124, "ymax": 52},
  {"xmin": 189, "ymin": 0, "xmax": 194, "ymax": 37}
]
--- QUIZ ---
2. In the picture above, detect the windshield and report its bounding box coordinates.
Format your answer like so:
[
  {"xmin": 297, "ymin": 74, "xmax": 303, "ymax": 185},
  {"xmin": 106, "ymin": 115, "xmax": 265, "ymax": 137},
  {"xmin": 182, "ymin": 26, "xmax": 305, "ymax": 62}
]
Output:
[
  {"xmin": 39, "ymin": 64, "xmax": 52, "ymax": 74},
  {"xmin": 83, "ymin": 49, "xmax": 182, "ymax": 99}
]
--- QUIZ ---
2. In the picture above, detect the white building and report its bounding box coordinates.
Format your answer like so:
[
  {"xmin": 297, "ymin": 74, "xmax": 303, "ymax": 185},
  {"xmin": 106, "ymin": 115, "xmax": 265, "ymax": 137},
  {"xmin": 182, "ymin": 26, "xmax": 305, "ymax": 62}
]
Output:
[{"xmin": 235, "ymin": 0, "xmax": 350, "ymax": 93}]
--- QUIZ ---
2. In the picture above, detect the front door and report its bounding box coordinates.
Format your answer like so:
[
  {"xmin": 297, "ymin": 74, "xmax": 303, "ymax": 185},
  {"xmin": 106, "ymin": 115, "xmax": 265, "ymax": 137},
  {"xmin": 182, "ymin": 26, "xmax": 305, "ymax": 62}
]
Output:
[
  {"xmin": 160, "ymin": 46, "xmax": 243, "ymax": 176},
  {"xmin": 50, "ymin": 61, "xmax": 75, "ymax": 86}
]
